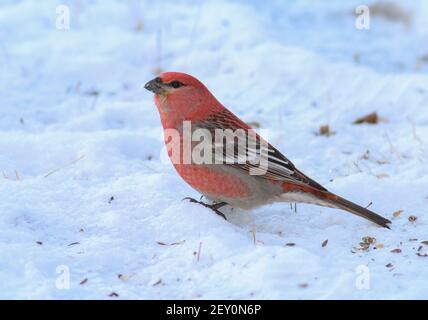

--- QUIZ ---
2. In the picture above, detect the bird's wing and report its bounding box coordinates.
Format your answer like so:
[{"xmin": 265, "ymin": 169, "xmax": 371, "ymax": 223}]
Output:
[{"xmin": 196, "ymin": 108, "xmax": 328, "ymax": 191}]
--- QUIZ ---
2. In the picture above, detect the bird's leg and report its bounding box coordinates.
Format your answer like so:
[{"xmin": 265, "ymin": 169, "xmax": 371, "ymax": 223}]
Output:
[
  {"xmin": 182, "ymin": 197, "xmax": 228, "ymax": 220},
  {"xmin": 211, "ymin": 202, "xmax": 228, "ymax": 211}
]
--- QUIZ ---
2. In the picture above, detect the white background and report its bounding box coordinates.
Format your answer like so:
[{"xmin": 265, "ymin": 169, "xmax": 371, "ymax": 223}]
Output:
[{"xmin": 0, "ymin": 0, "xmax": 428, "ymax": 299}]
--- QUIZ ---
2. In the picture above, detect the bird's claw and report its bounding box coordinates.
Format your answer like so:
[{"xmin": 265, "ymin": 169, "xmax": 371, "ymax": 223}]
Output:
[
  {"xmin": 182, "ymin": 197, "xmax": 228, "ymax": 220},
  {"xmin": 182, "ymin": 197, "xmax": 198, "ymax": 203}
]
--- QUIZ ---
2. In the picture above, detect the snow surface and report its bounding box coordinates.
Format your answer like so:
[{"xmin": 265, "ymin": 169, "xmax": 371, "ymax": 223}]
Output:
[{"xmin": 1, "ymin": 0, "xmax": 428, "ymax": 299}]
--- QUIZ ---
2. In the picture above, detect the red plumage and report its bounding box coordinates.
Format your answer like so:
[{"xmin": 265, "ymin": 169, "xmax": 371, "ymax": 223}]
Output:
[{"xmin": 145, "ymin": 72, "xmax": 391, "ymax": 228}]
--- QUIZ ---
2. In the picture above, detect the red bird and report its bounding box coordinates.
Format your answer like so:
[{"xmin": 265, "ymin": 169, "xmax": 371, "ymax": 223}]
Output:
[{"xmin": 145, "ymin": 72, "xmax": 391, "ymax": 228}]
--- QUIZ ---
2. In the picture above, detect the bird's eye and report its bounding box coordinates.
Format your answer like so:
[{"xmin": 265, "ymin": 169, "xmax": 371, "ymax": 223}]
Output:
[{"xmin": 170, "ymin": 81, "xmax": 184, "ymax": 88}]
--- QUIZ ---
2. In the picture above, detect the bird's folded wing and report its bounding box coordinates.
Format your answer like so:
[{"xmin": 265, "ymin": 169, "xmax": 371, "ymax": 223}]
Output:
[{"xmin": 196, "ymin": 109, "xmax": 327, "ymax": 192}]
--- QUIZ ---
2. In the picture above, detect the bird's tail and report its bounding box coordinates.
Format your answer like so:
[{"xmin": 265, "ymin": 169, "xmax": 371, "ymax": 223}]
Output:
[
  {"xmin": 280, "ymin": 183, "xmax": 391, "ymax": 228},
  {"xmin": 327, "ymin": 195, "xmax": 391, "ymax": 229}
]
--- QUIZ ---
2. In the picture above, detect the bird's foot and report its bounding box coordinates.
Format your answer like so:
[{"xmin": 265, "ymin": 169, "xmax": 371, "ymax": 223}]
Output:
[{"xmin": 182, "ymin": 197, "xmax": 228, "ymax": 220}]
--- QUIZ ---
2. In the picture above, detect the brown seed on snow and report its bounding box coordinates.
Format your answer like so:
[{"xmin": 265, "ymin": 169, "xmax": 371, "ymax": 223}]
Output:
[
  {"xmin": 318, "ymin": 125, "xmax": 335, "ymax": 137},
  {"xmin": 392, "ymin": 210, "xmax": 403, "ymax": 218},
  {"xmin": 408, "ymin": 215, "xmax": 417, "ymax": 222},
  {"xmin": 152, "ymin": 279, "xmax": 162, "ymax": 286},
  {"xmin": 353, "ymin": 112, "xmax": 379, "ymax": 125},
  {"xmin": 362, "ymin": 236, "xmax": 376, "ymax": 244}
]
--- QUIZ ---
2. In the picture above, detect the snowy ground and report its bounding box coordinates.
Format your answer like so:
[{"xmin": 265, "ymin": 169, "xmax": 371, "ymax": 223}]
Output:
[{"xmin": 1, "ymin": 0, "xmax": 428, "ymax": 299}]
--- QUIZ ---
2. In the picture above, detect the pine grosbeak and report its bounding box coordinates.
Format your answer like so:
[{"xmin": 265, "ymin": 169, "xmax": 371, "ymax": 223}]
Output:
[{"xmin": 145, "ymin": 72, "xmax": 391, "ymax": 228}]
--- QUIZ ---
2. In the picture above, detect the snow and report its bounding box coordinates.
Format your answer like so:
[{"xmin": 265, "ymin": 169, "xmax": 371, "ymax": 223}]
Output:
[{"xmin": 1, "ymin": 0, "xmax": 428, "ymax": 299}]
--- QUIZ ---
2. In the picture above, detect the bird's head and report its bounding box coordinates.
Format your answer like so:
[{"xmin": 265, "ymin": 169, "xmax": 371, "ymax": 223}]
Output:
[{"xmin": 144, "ymin": 72, "xmax": 222, "ymax": 124}]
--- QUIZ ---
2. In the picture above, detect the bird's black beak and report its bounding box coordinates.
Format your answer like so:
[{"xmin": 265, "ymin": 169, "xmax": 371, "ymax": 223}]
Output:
[{"xmin": 144, "ymin": 77, "xmax": 163, "ymax": 94}]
